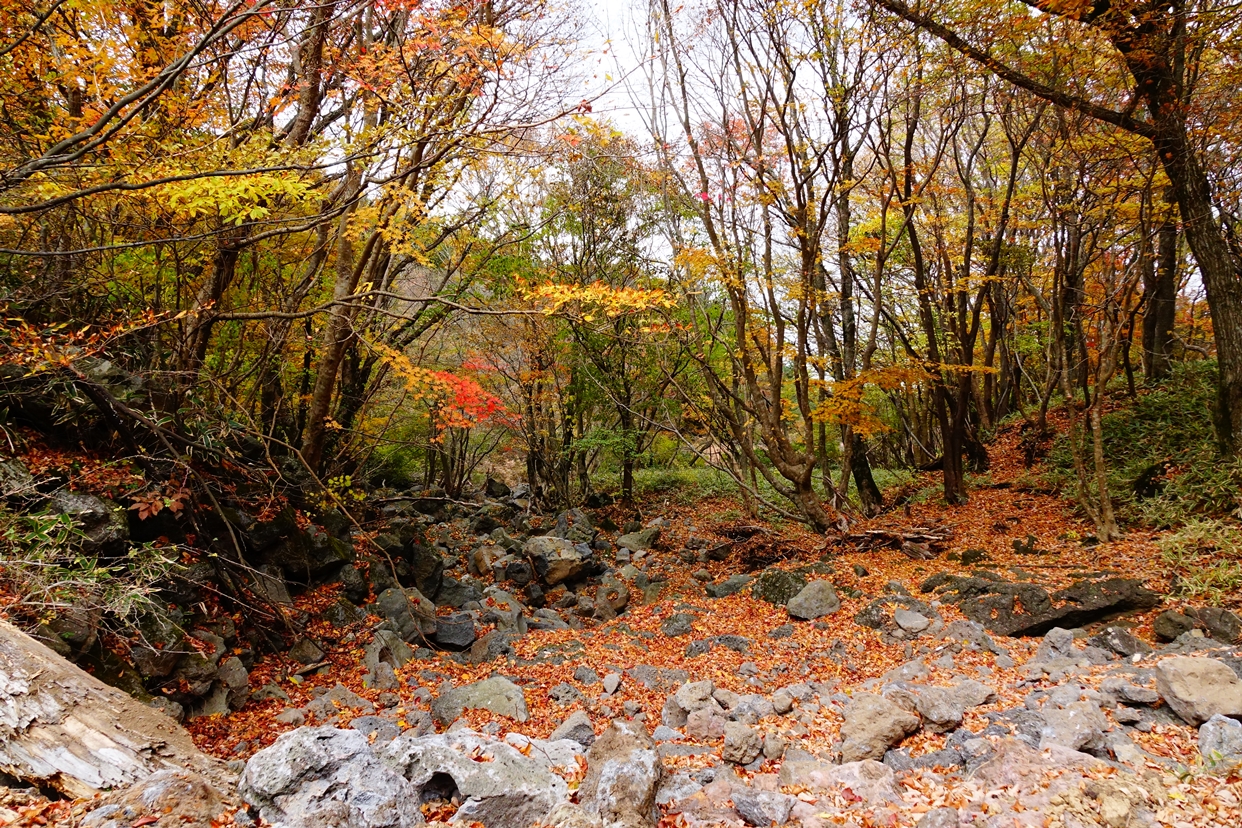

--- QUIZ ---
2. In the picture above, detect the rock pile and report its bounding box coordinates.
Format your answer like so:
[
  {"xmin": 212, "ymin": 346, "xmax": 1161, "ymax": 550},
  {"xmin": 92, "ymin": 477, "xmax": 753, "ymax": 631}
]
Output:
[{"xmin": 235, "ymin": 721, "xmax": 664, "ymax": 828}]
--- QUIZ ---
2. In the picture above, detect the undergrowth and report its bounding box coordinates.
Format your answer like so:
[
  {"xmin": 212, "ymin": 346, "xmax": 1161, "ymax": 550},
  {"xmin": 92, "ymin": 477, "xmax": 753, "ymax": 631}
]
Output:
[
  {"xmin": 1047, "ymin": 361, "xmax": 1242, "ymax": 527},
  {"xmin": 1157, "ymin": 518, "xmax": 1242, "ymax": 603},
  {"xmin": 0, "ymin": 507, "xmax": 175, "ymax": 627}
]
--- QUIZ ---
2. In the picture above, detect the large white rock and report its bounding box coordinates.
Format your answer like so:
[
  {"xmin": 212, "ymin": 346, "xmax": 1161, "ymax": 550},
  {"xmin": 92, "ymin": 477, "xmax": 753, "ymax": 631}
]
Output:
[
  {"xmin": 240, "ymin": 727, "xmax": 421, "ymax": 828},
  {"xmin": 382, "ymin": 730, "xmax": 569, "ymax": 828},
  {"xmin": 579, "ymin": 720, "xmax": 663, "ymax": 828},
  {"xmin": 1155, "ymin": 657, "xmax": 1242, "ymax": 725}
]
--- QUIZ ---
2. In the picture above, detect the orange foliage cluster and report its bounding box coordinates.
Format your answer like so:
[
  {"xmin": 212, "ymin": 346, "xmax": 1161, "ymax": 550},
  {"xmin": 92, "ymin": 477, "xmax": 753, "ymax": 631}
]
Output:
[{"xmin": 14, "ymin": 428, "xmax": 146, "ymax": 499}]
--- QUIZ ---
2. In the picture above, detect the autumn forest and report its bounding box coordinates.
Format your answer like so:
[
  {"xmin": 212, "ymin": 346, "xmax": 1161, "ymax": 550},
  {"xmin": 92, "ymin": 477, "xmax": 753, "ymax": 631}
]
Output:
[{"xmin": 2, "ymin": 0, "xmax": 1242, "ymax": 825}]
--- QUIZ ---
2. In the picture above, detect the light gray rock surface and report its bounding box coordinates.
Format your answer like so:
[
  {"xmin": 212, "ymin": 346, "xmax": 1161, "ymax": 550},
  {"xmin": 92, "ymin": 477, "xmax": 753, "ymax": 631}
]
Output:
[
  {"xmin": 786, "ymin": 581, "xmax": 841, "ymax": 620},
  {"xmin": 579, "ymin": 720, "xmax": 663, "ymax": 828},
  {"xmin": 239, "ymin": 727, "xmax": 421, "ymax": 828},
  {"xmin": 721, "ymin": 722, "xmax": 762, "ymax": 765},
  {"xmin": 1039, "ymin": 701, "xmax": 1109, "ymax": 753},
  {"xmin": 839, "ymin": 692, "xmax": 921, "ymax": 762},
  {"xmin": 894, "ymin": 609, "xmax": 931, "ymax": 633},
  {"xmin": 382, "ymin": 730, "xmax": 569, "ymax": 828},
  {"xmin": 431, "ymin": 676, "xmax": 529, "ymax": 725},
  {"xmin": 1155, "ymin": 657, "xmax": 1242, "ymax": 725},
  {"xmin": 551, "ymin": 710, "xmax": 597, "ymax": 747},
  {"xmin": 1199, "ymin": 713, "xmax": 1242, "ymax": 763},
  {"xmin": 732, "ymin": 789, "xmax": 796, "ymax": 827}
]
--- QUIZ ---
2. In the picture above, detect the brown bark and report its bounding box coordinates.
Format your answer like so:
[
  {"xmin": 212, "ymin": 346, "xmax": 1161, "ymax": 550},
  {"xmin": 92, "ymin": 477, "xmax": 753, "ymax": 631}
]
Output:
[
  {"xmin": 283, "ymin": 1, "xmax": 333, "ymax": 147},
  {"xmin": 300, "ymin": 170, "xmax": 368, "ymax": 471},
  {"xmin": 1142, "ymin": 203, "xmax": 1178, "ymax": 379}
]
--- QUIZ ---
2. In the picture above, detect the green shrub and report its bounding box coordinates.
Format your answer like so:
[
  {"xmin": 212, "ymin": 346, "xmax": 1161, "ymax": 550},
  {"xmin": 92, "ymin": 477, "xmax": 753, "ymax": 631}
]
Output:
[
  {"xmin": 1157, "ymin": 518, "xmax": 1242, "ymax": 602},
  {"xmin": 1048, "ymin": 362, "xmax": 1242, "ymax": 526},
  {"xmin": 0, "ymin": 507, "xmax": 175, "ymax": 623},
  {"xmin": 367, "ymin": 446, "xmax": 422, "ymax": 489}
]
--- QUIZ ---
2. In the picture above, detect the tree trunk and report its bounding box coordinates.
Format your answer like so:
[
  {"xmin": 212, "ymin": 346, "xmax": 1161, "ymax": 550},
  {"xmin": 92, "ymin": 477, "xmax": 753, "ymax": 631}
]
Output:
[
  {"xmin": 1142, "ymin": 201, "xmax": 1178, "ymax": 380},
  {"xmin": 301, "ymin": 170, "xmax": 366, "ymax": 471},
  {"xmin": 1129, "ymin": 44, "xmax": 1242, "ymax": 452},
  {"xmin": 850, "ymin": 433, "xmax": 884, "ymax": 515},
  {"xmin": 0, "ymin": 620, "xmax": 230, "ymax": 799}
]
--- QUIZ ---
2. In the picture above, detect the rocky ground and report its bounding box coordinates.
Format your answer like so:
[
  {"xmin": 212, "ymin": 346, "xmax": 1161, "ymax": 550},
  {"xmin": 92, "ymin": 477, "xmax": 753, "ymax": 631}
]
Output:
[{"xmin": 3, "ymin": 430, "xmax": 1242, "ymax": 827}]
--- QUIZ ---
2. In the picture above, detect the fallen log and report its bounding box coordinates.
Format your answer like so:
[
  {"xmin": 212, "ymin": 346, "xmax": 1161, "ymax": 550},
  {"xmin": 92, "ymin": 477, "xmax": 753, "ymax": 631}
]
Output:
[
  {"xmin": 0, "ymin": 619, "xmax": 231, "ymax": 798},
  {"xmin": 844, "ymin": 526, "xmax": 954, "ymax": 559}
]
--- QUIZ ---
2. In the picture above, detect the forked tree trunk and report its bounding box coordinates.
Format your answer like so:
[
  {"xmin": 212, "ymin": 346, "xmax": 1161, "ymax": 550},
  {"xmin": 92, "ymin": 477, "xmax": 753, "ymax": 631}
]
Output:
[{"xmin": 0, "ymin": 620, "xmax": 230, "ymax": 799}]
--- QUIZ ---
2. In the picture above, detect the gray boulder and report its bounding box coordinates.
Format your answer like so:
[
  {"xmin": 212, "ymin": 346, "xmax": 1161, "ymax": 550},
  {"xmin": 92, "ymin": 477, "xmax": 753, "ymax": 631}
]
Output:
[
  {"xmin": 0, "ymin": 457, "xmax": 33, "ymax": 497},
  {"xmin": 431, "ymin": 676, "xmax": 529, "ymax": 725},
  {"xmin": 131, "ymin": 600, "xmax": 187, "ymax": 679},
  {"xmin": 482, "ymin": 587, "xmax": 528, "ymax": 636},
  {"xmin": 706, "ymin": 574, "xmax": 752, "ymax": 599},
  {"xmin": 1087, "ymin": 626, "xmax": 1152, "ymax": 657},
  {"xmin": 662, "ymin": 680, "xmax": 721, "ymax": 728},
  {"xmin": 551, "ymin": 508, "xmax": 596, "ymax": 544},
  {"xmin": 438, "ymin": 577, "xmax": 485, "ymax": 609},
  {"xmin": 579, "ymin": 720, "xmax": 664, "ymax": 828},
  {"xmin": 525, "ymin": 536, "xmax": 588, "ymax": 585},
  {"xmin": 1199, "ymin": 714, "xmax": 1242, "ymax": 764},
  {"xmin": 617, "ymin": 527, "xmax": 660, "ymax": 552},
  {"xmin": 721, "ymin": 722, "xmax": 762, "ymax": 765},
  {"xmin": 1100, "ymin": 675, "xmax": 1160, "ymax": 706},
  {"xmin": 433, "ymin": 612, "xmax": 477, "ymax": 650},
  {"xmin": 306, "ymin": 683, "xmax": 375, "ymax": 719},
  {"xmin": 732, "ymin": 695, "xmax": 774, "ymax": 725},
  {"xmin": 84, "ymin": 769, "xmax": 221, "ymax": 828},
  {"xmin": 364, "ymin": 630, "xmax": 415, "ymax": 674},
  {"xmin": 401, "ymin": 543, "xmax": 445, "ymax": 599},
  {"xmin": 839, "ymin": 693, "xmax": 920, "ymax": 763},
  {"xmin": 751, "ymin": 569, "xmax": 808, "ymax": 605},
  {"xmin": 786, "ymin": 581, "xmax": 841, "ymax": 620},
  {"xmin": 914, "ymin": 686, "xmax": 966, "ymax": 733},
  {"xmin": 922, "ymin": 574, "xmax": 1159, "ymax": 637},
  {"xmin": 1034, "ymin": 627, "xmax": 1078, "ymax": 662},
  {"xmin": 732, "ymin": 789, "xmax": 795, "ymax": 827},
  {"xmin": 1154, "ymin": 610, "xmax": 1196, "ymax": 642},
  {"xmin": 551, "ymin": 710, "xmax": 596, "ymax": 747},
  {"xmin": 216, "ymin": 656, "xmax": 249, "ymax": 709},
  {"xmin": 240, "ymin": 727, "xmax": 421, "ymax": 828},
  {"xmin": 1155, "ymin": 657, "xmax": 1242, "ymax": 725},
  {"xmin": 1039, "ymin": 701, "xmax": 1109, "ymax": 753},
  {"xmin": 660, "ymin": 613, "xmax": 695, "ymax": 637},
  {"xmin": 382, "ymin": 730, "xmax": 568, "ymax": 828},
  {"xmin": 289, "ymin": 638, "xmax": 326, "ymax": 665},
  {"xmin": 375, "ymin": 587, "xmax": 436, "ymax": 644},
  {"xmin": 1187, "ymin": 607, "xmax": 1242, "ymax": 645},
  {"xmin": 503, "ymin": 733, "xmax": 586, "ymax": 778},
  {"xmin": 894, "ymin": 609, "xmax": 931, "ymax": 633},
  {"xmin": 49, "ymin": 491, "xmax": 129, "ymax": 550},
  {"xmin": 351, "ymin": 716, "xmax": 402, "ymax": 744}
]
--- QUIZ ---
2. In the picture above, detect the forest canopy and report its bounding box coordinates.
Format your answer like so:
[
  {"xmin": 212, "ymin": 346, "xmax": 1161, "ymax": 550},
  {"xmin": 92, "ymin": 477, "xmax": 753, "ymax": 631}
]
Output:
[{"xmin": 1, "ymin": 0, "xmax": 1239, "ymax": 541}]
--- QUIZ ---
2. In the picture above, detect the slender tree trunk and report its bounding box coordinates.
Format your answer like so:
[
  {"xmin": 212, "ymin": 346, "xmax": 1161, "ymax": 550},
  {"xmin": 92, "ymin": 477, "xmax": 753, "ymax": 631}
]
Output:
[
  {"xmin": 284, "ymin": 2, "xmax": 333, "ymax": 147},
  {"xmin": 1112, "ymin": 21, "xmax": 1242, "ymax": 449},
  {"xmin": 1142, "ymin": 197, "xmax": 1178, "ymax": 379},
  {"xmin": 301, "ymin": 170, "xmax": 365, "ymax": 471}
]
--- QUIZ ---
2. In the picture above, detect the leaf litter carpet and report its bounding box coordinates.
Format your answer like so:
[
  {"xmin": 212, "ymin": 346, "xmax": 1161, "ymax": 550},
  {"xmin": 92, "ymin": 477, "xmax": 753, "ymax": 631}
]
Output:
[{"xmin": 10, "ymin": 426, "xmax": 1242, "ymax": 827}]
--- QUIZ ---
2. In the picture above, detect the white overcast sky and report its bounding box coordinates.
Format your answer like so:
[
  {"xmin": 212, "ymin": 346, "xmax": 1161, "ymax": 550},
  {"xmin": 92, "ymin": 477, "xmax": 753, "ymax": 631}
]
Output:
[{"xmin": 579, "ymin": 0, "xmax": 654, "ymax": 135}]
